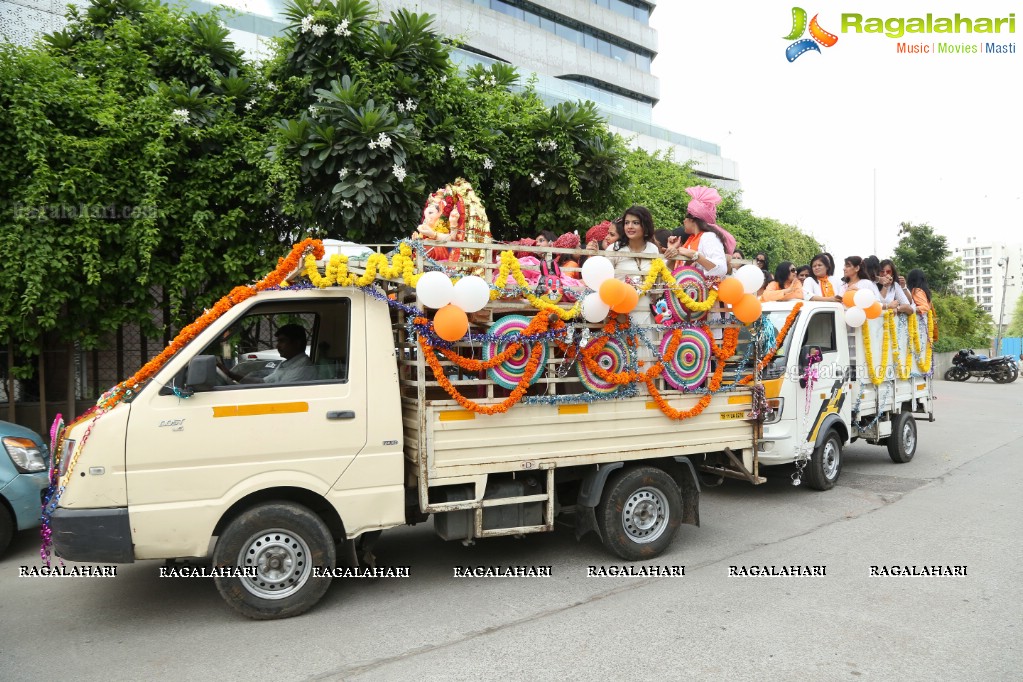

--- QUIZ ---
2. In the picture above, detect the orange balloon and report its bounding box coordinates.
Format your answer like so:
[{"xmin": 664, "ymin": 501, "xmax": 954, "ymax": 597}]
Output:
[
  {"xmin": 611, "ymin": 284, "xmax": 639, "ymax": 314},
  {"xmin": 717, "ymin": 277, "xmax": 744, "ymax": 305},
  {"xmin": 864, "ymin": 301, "xmax": 883, "ymax": 319},
  {"xmin": 842, "ymin": 290, "xmax": 857, "ymax": 308},
  {"xmin": 733, "ymin": 294, "xmax": 762, "ymax": 324},
  {"xmin": 599, "ymin": 278, "xmax": 628, "ymax": 308},
  {"xmin": 434, "ymin": 304, "xmax": 469, "ymax": 342}
]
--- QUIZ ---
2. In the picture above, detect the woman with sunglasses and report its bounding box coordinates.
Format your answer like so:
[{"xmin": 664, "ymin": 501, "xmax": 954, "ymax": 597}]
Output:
[
  {"xmin": 803, "ymin": 253, "xmax": 843, "ymax": 302},
  {"xmin": 878, "ymin": 259, "xmax": 915, "ymax": 313},
  {"xmin": 760, "ymin": 261, "xmax": 804, "ymax": 301}
]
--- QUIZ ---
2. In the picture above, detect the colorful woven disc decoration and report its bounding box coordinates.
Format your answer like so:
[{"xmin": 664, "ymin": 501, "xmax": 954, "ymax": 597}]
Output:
[
  {"xmin": 666, "ymin": 265, "xmax": 709, "ymax": 323},
  {"xmin": 660, "ymin": 327, "xmax": 711, "ymax": 390},
  {"xmin": 577, "ymin": 336, "xmax": 630, "ymax": 394},
  {"xmin": 484, "ymin": 315, "xmax": 548, "ymax": 390}
]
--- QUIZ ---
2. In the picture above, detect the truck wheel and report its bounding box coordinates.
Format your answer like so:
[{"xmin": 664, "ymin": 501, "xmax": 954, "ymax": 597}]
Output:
[
  {"xmin": 596, "ymin": 466, "xmax": 682, "ymax": 561},
  {"xmin": 887, "ymin": 412, "xmax": 918, "ymax": 463},
  {"xmin": 806, "ymin": 429, "xmax": 842, "ymax": 490},
  {"xmin": 213, "ymin": 502, "xmax": 335, "ymax": 620},
  {"xmin": 0, "ymin": 505, "xmax": 13, "ymax": 555}
]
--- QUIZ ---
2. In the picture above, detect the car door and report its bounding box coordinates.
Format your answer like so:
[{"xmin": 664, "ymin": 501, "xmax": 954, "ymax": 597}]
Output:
[{"xmin": 123, "ymin": 292, "xmax": 367, "ymax": 554}]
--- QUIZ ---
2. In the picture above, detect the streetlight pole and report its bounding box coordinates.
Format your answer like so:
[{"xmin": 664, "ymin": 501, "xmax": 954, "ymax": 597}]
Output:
[{"xmin": 995, "ymin": 255, "xmax": 1010, "ymax": 355}]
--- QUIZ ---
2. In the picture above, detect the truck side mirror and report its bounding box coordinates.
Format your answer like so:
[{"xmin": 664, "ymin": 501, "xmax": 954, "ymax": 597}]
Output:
[{"xmin": 185, "ymin": 355, "xmax": 220, "ymax": 392}]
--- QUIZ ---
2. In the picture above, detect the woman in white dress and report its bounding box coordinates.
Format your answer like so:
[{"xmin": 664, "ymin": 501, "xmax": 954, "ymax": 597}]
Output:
[
  {"xmin": 608, "ymin": 205, "xmax": 660, "ymax": 329},
  {"xmin": 839, "ymin": 256, "xmax": 881, "ymax": 300},
  {"xmin": 878, "ymin": 259, "xmax": 915, "ymax": 314},
  {"xmin": 803, "ymin": 253, "xmax": 843, "ymax": 302},
  {"xmin": 662, "ymin": 186, "xmax": 735, "ymax": 278}
]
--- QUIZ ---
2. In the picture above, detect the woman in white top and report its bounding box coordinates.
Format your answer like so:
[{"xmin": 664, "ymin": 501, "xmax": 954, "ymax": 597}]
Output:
[
  {"xmin": 803, "ymin": 253, "xmax": 843, "ymax": 301},
  {"xmin": 839, "ymin": 256, "xmax": 881, "ymax": 300},
  {"xmin": 609, "ymin": 205, "xmax": 660, "ymax": 329},
  {"xmin": 663, "ymin": 186, "xmax": 734, "ymax": 278},
  {"xmin": 878, "ymin": 259, "xmax": 915, "ymax": 313}
]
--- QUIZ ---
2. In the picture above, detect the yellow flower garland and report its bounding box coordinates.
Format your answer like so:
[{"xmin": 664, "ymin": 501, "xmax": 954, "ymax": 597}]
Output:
[
  {"xmin": 910, "ymin": 310, "xmax": 935, "ymax": 373},
  {"xmin": 861, "ymin": 313, "xmax": 891, "ymax": 386},
  {"xmin": 491, "ymin": 251, "xmax": 582, "ymax": 320},
  {"xmin": 302, "ymin": 243, "xmax": 421, "ymax": 289},
  {"xmin": 640, "ymin": 259, "xmax": 720, "ymax": 312},
  {"xmin": 888, "ymin": 312, "xmax": 912, "ymax": 380}
]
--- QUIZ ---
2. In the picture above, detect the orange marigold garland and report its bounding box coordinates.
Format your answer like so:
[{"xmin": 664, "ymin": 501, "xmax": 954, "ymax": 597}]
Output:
[{"xmin": 88, "ymin": 239, "xmax": 325, "ymax": 415}]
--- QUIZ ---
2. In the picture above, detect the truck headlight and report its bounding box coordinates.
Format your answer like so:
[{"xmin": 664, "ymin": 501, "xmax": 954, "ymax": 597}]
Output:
[
  {"xmin": 763, "ymin": 398, "xmax": 784, "ymax": 424},
  {"xmin": 3, "ymin": 436, "xmax": 48, "ymax": 473}
]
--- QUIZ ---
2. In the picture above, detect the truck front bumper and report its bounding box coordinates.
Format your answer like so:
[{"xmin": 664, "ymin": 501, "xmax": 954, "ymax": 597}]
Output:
[{"xmin": 50, "ymin": 507, "xmax": 134, "ymax": 563}]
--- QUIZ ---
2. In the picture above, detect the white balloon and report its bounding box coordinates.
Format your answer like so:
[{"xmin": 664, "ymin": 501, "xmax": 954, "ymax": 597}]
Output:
[
  {"xmin": 451, "ymin": 275, "xmax": 491, "ymax": 313},
  {"xmin": 581, "ymin": 256, "xmax": 614, "ymax": 290},
  {"xmin": 844, "ymin": 307, "xmax": 866, "ymax": 328},
  {"xmin": 736, "ymin": 264, "xmax": 764, "ymax": 294},
  {"xmin": 416, "ymin": 271, "xmax": 453, "ymax": 309},
  {"xmin": 582, "ymin": 292, "xmax": 611, "ymax": 323},
  {"xmin": 853, "ymin": 289, "xmax": 875, "ymax": 309}
]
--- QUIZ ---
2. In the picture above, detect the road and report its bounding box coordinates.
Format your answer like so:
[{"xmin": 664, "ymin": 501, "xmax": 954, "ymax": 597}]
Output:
[{"xmin": 1, "ymin": 379, "xmax": 1020, "ymax": 680}]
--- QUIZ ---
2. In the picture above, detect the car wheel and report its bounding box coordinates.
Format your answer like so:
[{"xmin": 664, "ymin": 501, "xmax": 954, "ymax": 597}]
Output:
[
  {"xmin": 596, "ymin": 466, "xmax": 682, "ymax": 561},
  {"xmin": 213, "ymin": 502, "xmax": 336, "ymax": 620},
  {"xmin": 887, "ymin": 412, "xmax": 918, "ymax": 463},
  {"xmin": 806, "ymin": 429, "xmax": 842, "ymax": 490}
]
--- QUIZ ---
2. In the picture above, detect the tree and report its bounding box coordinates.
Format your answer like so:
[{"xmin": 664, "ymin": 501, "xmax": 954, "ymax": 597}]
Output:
[
  {"xmin": 892, "ymin": 222, "xmax": 961, "ymax": 294},
  {"xmin": 931, "ymin": 292, "xmax": 993, "ymax": 353},
  {"xmin": 1006, "ymin": 294, "xmax": 1023, "ymax": 337},
  {"xmin": 264, "ymin": 0, "xmax": 624, "ymax": 242},
  {"xmin": 0, "ymin": 0, "xmax": 287, "ymax": 369}
]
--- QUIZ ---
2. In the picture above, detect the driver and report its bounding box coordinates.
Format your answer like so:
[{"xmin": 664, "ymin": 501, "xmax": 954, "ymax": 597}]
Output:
[{"xmin": 219, "ymin": 324, "xmax": 317, "ymax": 384}]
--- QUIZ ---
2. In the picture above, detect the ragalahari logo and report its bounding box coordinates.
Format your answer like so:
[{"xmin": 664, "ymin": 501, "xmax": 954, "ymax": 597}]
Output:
[{"xmin": 784, "ymin": 7, "xmax": 838, "ymax": 61}]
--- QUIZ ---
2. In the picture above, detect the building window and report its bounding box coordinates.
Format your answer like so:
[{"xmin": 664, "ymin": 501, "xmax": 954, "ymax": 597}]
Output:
[{"xmin": 481, "ymin": 0, "xmax": 654, "ymax": 72}]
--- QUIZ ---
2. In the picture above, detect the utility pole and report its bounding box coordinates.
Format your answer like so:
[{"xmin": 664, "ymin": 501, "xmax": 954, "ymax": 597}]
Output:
[
  {"xmin": 995, "ymin": 255, "xmax": 1010, "ymax": 355},
  {"xmin": 872, "ymin": 168, "xmax": 877, "ymax": 255}
]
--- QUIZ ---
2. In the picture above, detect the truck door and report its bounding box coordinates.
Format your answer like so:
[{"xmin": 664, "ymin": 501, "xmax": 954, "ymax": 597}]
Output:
[
  {"xmin": 124, "ymin": 293, "xmax": 367, "ymax": 538},
  {"xmin": 795, "ymin": 309, "xmax": 850, "ymax": 444}
]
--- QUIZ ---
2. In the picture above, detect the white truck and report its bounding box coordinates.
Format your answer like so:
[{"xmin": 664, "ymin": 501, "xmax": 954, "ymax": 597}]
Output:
[
  {"xmin": 47, "ymin": 248, "xmax": 934, "ymax": 619},
  {"xmin": 701, "ymin": 300, "xmax": 934, "ymax": 489},
  {"xmin": 48, "ymin": 244, "xmax": 758, "ymax": 619}
]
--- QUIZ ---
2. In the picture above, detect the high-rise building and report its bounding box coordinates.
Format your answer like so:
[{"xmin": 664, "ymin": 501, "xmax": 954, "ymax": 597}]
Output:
[
  {"xmin": 2, "ymin": 0, "xmax": 738, "ymax": 188},
  {"xmin": 379, "ymin": 0, "xmax": 738, "ymax": 189},
  {"xmin": 953, "ymin": 238, "xmax": 1022, "ymax": 334}
]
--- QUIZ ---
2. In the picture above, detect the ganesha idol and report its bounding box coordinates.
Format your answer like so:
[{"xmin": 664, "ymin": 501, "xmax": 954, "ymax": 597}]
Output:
[{"xmin": 411, "ymin": 178, "xmax": 492, "ymax": 276}]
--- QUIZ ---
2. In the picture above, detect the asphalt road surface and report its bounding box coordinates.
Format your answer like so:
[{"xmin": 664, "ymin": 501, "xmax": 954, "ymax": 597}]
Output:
[{"xmin": 1, "ymin": 379, "xmax": 1020, "ymax": 680}]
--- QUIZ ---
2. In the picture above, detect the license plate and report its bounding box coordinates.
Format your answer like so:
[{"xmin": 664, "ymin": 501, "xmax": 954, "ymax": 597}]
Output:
[{"xmin": 719, "ymin": 410, "xmax": 747, "ymax": 421}]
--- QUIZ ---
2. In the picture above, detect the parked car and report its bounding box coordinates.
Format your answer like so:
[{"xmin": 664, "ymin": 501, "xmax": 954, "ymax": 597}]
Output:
[{"xmin": 1, "ymin": 420, "xmax": 50, "ymax": 554}]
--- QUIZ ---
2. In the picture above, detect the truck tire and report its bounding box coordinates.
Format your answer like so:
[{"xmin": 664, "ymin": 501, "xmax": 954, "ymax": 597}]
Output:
[
  {"xmin": 887, "ymin": 412, "xmax": 918, "ymax": 463},
  {"xmin": 212, "ymin": 502, "xmax": 336, "ymax": 620},
  {"xmin": 596, "ymin": 466, "xmax": 682, "ymax": 561},
  {"xmin": 0, "ymin": 505, "xmax": 13, "ymax": 555},
  {"xmin": 806, "ymin": 429, "xmax": 842, "ymax": 491}
]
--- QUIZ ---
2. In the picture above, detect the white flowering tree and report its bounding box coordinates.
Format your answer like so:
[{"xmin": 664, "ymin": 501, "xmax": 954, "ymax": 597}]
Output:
[{"xmin": 266, "ymin": 0, "xmax": 625, "ymax": 242}]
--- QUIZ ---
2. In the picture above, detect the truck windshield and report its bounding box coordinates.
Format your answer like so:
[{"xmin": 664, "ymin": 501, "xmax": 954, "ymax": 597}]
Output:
[{"xmin": 726, "ymin": 311, "xmax": 795, "ymax": 381}]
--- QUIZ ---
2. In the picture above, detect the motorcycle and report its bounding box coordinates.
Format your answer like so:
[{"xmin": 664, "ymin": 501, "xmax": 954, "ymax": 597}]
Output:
[{"xmin": 944, "ymin": 349, "xmax": 1018, "ymax": 383}]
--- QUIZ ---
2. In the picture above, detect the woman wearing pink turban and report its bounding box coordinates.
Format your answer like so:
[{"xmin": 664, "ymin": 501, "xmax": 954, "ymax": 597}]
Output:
[{"xmin": 664, "ymin": 186, "xmax": 737, "ymax": 278}]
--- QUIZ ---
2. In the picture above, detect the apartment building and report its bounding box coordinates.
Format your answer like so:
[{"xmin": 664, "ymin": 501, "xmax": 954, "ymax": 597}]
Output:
[{"xmin": 953, "ymin": 238, "xmax": 1023, "ymax": 332}]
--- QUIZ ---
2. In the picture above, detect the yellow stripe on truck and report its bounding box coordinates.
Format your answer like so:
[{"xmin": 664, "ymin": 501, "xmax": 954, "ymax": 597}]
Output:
[{"xmin": 212, "ymin": 402, "xmax": 309, "ymax": 418}]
